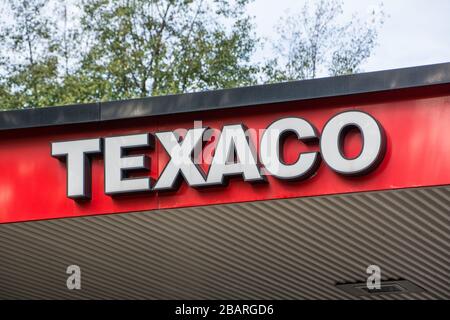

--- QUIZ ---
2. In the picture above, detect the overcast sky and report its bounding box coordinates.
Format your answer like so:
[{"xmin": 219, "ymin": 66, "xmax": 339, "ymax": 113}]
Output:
[
  {"xmin": 248, "ymin": 0, "xmax": 450, "ymax": 73},
  {"xmin": 1, "ymin": 0, "xmax": 448, "ymax": 76}
]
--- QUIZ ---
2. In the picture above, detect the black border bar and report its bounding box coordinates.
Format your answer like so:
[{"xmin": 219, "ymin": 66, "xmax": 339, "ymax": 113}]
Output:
[
  {"xmin": 1, "ymin": 300, "xmax": 449, "ymax": 318},
  {"xmin": 1, "ymin": 62, "xmax": 449, "ymax": 131}
]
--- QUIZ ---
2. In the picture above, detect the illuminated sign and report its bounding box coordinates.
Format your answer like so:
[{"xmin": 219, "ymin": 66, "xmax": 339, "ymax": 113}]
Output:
[{"xmin": 51, "ymin": 111, "xmax": 386, "ymax": 199}]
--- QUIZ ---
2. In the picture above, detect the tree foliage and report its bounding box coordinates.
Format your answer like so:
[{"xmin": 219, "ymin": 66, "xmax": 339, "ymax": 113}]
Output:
[
  {"xmin": 0, "ymin": 0, "xmax": 60, "ymax": 108},
  {"xmin": 264, "ymin": 0, "xmax": 385, "ymax": 82},
  {"xmin": 0, "ymin": 0, "xmax": 384, "ymax": 110},
  {"xmin": 74, "ymin": 0, "xmax": 259, "ymax": 101}
]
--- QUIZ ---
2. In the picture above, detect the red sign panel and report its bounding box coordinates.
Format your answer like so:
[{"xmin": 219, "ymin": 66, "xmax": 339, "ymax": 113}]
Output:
[{"xmin": 1, "ymin": 86, "xmax": 450, "ymax": 223}]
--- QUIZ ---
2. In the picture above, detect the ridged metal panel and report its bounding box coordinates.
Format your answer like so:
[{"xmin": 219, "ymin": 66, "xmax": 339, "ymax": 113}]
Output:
[{"xmin": 0, "ymin": 185, "xmax": 449, "ymax": 300}]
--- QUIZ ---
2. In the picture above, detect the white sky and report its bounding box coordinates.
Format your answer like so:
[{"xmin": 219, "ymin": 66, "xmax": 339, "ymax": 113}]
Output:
[
  {"xmin": 1, "ymin": 0, "xmax": 448, "ymax": 75},
  {"xmin": 248, "ymin": 0, "xmax": 450, "ymax": 73}
]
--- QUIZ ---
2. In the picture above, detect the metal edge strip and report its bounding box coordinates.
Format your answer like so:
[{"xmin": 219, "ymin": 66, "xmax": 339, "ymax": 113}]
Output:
[{"xmin": 0, "ymin": 62, "xmax": 449, "ymax": 131}]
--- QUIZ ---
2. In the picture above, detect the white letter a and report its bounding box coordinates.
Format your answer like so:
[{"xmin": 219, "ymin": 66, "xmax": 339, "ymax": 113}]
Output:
[{"xmin": 66, "ymin": 265, "xmax": 81, "ymax": 290}]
